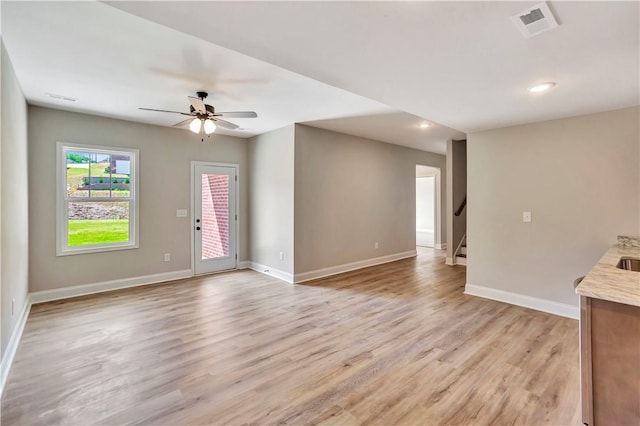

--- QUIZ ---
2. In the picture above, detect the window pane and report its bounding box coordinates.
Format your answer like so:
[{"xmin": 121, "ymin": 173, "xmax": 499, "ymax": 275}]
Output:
[
  {"xmin": 66, "ymin": 151, "xmax": 92, "ymax": 197},
  {"xmin": 90, "ymin": 153, "xmax": 113, "ymax": 198},
  {"xmin": 110, "ymin": 175, "xmax": 131, "ymax": 198},
  {"xmin": 65, "ymin": 151, "xmax": 132, "ymax": 198},
  {"xmin": 68, "ymin": 201, "xmax": 129, "ymax": 246}
]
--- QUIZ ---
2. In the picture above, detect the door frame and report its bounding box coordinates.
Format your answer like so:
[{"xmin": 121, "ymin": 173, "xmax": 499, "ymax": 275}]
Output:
[{"xmin": 190, "ymin": 161, "xmax": 240, "ymax": 275}]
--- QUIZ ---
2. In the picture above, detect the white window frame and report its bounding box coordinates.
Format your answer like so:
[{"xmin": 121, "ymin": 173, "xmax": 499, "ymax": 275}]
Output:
[{"xmin": 56, "ymin": 142, "xmax": 139, "ymax": 256}]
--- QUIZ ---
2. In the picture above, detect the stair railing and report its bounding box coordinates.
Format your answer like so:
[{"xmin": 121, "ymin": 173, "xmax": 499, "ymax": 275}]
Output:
[
  {"xmin": 453, "ymin": 195, "xmax": 467, "ymax": 263},
  {"xmin": 454, "ymin": 196, "xmax": 466, "ymax": 217},
  {"xmin": 454, "ymin": 234, "xmax": 466, "ymax": 260}
]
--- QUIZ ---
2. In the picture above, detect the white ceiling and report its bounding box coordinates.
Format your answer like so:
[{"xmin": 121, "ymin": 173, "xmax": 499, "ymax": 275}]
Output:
[
  {"xmin": 2, "ymin": 2, "xmax": 638, "ymax": 156},
  {"xmin": 302, "ymin": 111, "xmax": 463, "ymax": 154},
  {"xmin": 108, "ymin": 1, "xmax": 639, "ymax": 133},
  {"xmin": 1, "ymin": 1, "xmax": 463, "ymax": 155}
]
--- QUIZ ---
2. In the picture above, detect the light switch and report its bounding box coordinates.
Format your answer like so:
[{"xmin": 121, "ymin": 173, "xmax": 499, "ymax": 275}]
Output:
[
  {"xmin": 176, "ymin": 209, "xmax": 187, "ymax": 217},
  {"xmin": 523, "ymin": 211, "xmax": 532, "ymax": 223}
]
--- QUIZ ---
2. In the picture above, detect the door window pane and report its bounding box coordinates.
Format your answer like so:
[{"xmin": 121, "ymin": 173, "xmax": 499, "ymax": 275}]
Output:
[{"xmin": 201, "ymin": 174, "xmax": 230, "ymax": 260}]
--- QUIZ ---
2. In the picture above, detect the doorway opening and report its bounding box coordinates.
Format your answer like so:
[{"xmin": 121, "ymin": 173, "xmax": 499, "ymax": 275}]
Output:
[
  {"xmin": 416, "ymin": 165, "xmax": 442, "ymax": 253},
  {"xmin": 416, "ymin": 175, "xmax": 435, "ymax": 247}
]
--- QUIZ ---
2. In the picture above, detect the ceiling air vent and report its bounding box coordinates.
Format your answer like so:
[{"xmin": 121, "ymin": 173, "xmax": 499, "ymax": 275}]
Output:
[
  {"xmin": 510, "ymin": 2, "xmax": 559, "ymax": 38},
  {"xmin": 46, "ymin": 92, "xmax": 77, "ymax": 102}
]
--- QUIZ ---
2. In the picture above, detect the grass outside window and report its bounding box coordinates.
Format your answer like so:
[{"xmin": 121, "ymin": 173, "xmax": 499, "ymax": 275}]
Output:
[{"xmin": 68, "ymin": 219, "xmax": 129, "ymax": 246}]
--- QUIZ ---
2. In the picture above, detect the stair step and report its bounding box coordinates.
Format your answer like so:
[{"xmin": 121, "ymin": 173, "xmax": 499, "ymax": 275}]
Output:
[
  {"xmin": 455, "ymin": 255, "xmax": 467, "ymax": 266},
  {"xmin": 460, "ymin": 246, "xmax": 467, "ymax": 255},
  {"xmin": 457, "ymin": 253, "xmax": 466, "ymax": 258}
]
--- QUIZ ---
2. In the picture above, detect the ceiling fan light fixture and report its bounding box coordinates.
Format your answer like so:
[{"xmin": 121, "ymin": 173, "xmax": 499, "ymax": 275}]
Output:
[
  {"xmin": 139, "ymin": 92, "xmax": 257, "ymax": 135},
  {"xmin": 189, "ymin": 118, "xmax": 202, "ymax": 133},
  {"xmin": 203, "ymin": 119, "xmax": 216, "ymax": 134}
]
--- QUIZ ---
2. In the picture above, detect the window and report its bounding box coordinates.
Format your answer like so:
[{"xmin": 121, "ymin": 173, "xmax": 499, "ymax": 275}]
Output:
[{"xmin": 57, "ymin": 142, "xmax": 138, "ymax": 255}]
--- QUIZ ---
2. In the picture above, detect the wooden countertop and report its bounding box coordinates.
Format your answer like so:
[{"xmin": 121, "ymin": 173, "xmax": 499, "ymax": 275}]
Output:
[{"xmin": 576, "ymin": 245, "xmax": 640, "ymax": 307}]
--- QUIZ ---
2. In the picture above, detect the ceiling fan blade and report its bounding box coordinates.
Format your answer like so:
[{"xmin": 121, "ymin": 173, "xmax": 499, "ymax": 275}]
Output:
[
  {"xmin": 213, "ymin": 118, "xmax": 240, "ymax": 130},
  {"xmin": 188, "ymin": 96, "xmax": 206, "ymax": 114},
  {"xmin": 139, "ymin": 107, "xmax": 192, "ymax": 116},
  {"xmin": 173, "ymin": 118, "xmax": 194, "ymax": 127},
  {"xmin": 217, "ymin": 111, "xmax": 258, "ymax": 118}
]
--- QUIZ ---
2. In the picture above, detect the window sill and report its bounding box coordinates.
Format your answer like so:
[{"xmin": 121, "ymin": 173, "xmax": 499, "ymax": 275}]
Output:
[{"xmin": 56, "ymin": 243, "xmax": 139, "ymax": 257}]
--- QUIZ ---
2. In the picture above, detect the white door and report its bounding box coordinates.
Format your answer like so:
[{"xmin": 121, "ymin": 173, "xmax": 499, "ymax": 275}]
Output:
[{"xmin": 193, "ymin": 163, "xmax": 237, "ymax": 274}]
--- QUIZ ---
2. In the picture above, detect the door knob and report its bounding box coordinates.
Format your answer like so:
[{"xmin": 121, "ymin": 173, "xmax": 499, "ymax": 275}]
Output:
[{"xmin": 196, "ymin": 226, "xmax": 201, "ymax": 231}]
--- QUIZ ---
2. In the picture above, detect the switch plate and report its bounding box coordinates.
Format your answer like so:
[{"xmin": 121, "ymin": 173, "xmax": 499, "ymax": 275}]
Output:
[
  {"xmin": 375, "ymin": 242, "xmax": 379, "ymax": 249},
  {"xmin": 176, "ymin": 209, "xmax": 187, "ymax": 217},
  {"xmin": 279, "ymin": 251, "xmax": 284, "ymax": 261},
  {"xmin": 523, "ymin": 211, "xmax": 532, "ymax": 223},
  {"xmin": 164, "ymin": 253, "xmax": 171, "ymax": 262}
]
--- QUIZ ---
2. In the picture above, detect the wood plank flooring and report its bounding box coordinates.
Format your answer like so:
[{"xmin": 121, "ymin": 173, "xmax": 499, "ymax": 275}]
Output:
[{"xmin": 1, "ymin": 248, "xmax": 580, "ymax": 425}]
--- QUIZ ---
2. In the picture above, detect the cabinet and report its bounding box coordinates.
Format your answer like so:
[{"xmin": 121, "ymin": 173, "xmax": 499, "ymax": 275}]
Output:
[{"xmin": 580, "ymin": 296, "xmax": 640, "ymax": 425}]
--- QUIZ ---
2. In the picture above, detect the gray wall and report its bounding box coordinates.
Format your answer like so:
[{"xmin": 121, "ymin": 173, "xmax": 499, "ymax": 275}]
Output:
[
  {"xmin": 28, "ymin": 106, "xmax": 249, "ymax": 292},
  {"xmin": 247, "ymin": 125, "xmax": 295, "ymax": 274},
  {"xmin": 293, "ymin": 124, "xmax": 446, "ymax": 274},
  {"xmin": 467, "ymin": 106, "xmax": 640, "ymax": 306},
  {"xmin": 1, "ymin": 43, "xmax": 29, "ymax": 357}
]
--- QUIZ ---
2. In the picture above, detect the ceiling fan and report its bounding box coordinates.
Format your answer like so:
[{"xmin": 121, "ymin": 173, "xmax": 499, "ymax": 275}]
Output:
[{"xmin": 139, "ymin": 91, "xmax": 257, "ymax": 139}]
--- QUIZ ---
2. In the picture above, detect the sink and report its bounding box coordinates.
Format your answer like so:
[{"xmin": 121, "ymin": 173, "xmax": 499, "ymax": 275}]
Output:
[{"xmin": 617, "ymin": 257, "xmax": 640, "ymax": 272}]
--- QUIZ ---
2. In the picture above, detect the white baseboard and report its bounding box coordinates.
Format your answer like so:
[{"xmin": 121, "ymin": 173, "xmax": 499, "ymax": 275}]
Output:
[
  {"xmin": 464, "ymin": 283, "xmax": 579, "ymax": 319},
  {"xmin": 1, "ymin": 295, "xmax": 31, "ymax": 398},
  {"xmin": 455, "ymin": 256, "xmax": 467, "ymax": 266},
  {"xmin": 30, "ymin": 269, "xmax": 193, "ymax": 304},
  {"xmin": 435, "ymin": 243, "xmax": 447, "ymax": 250},
  {"xmin": 237, "ymin": 260, "xmax": 251, "ymax": 269},
  {"xmin": 294, "ymin": 250, "xmax": 417, "ymax": 284},
  {"xmin": 247, "ymin": 262, "xmax": 294, "ymax": 284},
  {"xmin": 445, "ymin": 257, "xmax": 456, "ymax": 266}
]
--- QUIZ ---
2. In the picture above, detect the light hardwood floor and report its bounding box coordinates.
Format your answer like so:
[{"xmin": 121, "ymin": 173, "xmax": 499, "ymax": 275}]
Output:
[{"xmin": 2, "ymin": 248, "xmax": 580, "ymax": 425}]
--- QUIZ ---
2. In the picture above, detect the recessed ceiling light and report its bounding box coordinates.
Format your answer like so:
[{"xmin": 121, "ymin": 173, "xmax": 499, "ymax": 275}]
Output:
[
  {"xmin": 419, "ymin": 123, "xmax": 431, "ymax": 129},
  {"xmin": 527, "ymin": 82, "xmax": 556, "ymax": 93}
]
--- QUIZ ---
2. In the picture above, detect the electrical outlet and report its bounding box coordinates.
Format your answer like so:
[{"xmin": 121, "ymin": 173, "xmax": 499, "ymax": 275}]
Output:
[
  {"xmin": 164, "ymin": 253, "xmax": 171, "ymax": 262},
  {"xmin": 375, "ymin": 242, "xmax": 379, "ymax": 249},
  {"xmin": 12, "ymin": 299, "xmax": 15, "ymax": 316},
  {"xmin": 176, "ymin": 209, "xmax": 187, "ymax": 217},
  {"xmin": 279, "ymin": 251, "xmax": 284, "ymax": 261}
]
